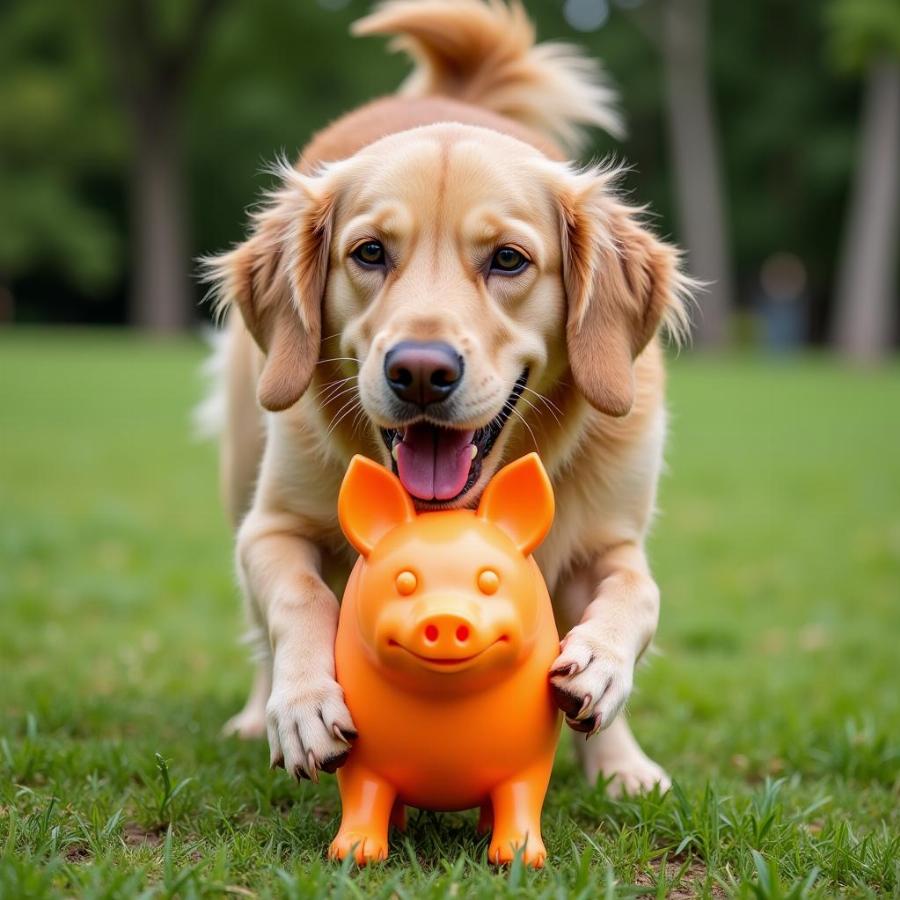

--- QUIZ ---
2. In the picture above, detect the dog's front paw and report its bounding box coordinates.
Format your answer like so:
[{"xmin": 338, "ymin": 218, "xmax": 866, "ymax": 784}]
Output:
[
  {"xmin": 604, "ymin": 755, "xmax": 671, "ymax": 797},
  {"xmin": 266, "ymin": 676, "xmax": 357, "ymax": 782},
  {"xmin": 549, "ymin": 624, "xmax": 633, "ymax": 736}
]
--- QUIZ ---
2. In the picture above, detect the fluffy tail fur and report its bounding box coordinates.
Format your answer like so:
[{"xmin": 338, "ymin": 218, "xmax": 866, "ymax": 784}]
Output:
[{"xmin": 353, "ymin": 0, "xmax": 622, "ymax": 154}]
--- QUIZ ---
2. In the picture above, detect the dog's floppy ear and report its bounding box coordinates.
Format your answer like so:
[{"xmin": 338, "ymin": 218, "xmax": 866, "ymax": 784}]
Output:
[
  {"xmin": 557, "ymin": 166, "xmax": 690, "ymax": 417},
  {"xmin": 477, "ymin": 453, "xmax": 554, "ymax": 556},
  {"xmin": 339, "ymin": 455, "xmax": 416, "ymax": 557},
  {"xmin": 204, "ymin": 164, "xmax": 335, "ymax": 412}
]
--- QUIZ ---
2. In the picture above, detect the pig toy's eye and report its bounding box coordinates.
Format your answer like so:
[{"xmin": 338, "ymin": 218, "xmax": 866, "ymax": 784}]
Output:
[
  {"xmin": 477, "ymin": 569, "xmax": 500, "ymax": 595},
  {"xmin": 396, "ymin": 570, "xmax": 417, "ymax": 595}
]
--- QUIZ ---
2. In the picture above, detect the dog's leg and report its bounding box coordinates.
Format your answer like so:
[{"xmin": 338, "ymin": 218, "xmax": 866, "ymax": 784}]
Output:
[
  {"xmin": 573, "ymin": 716, "xmax": 670, "ymax": 796},
  {"xmin": 552, "ymin": 546, "xmax": 670, "ymax": 795},
  {"xmin": 222, "ymin": 653, "xmax": 271, "ymax": 739},
  {"xmin": 237, "ymin": 513, "xmax": 357, "ymax": 780}
]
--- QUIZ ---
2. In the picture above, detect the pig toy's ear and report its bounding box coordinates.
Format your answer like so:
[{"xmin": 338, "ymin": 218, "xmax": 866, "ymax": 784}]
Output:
[
  {"xmin": 339, "ymin": 455, "xmax": 416, "ymax": 556},
  {"xmin": 477, "ymin": 453, "xmax": 555, "ymax": 556}
]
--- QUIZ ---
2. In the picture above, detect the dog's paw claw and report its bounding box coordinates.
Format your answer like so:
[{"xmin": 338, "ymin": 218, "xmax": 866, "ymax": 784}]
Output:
[
  {"xmin": 550, "ymin": 626, "xmax": 633, "ymax": 735},
  {"xmin": 266, "ymin": 676, "xmax": 357, "ymax": 781},
  {"xmin": 550, "ymin": 683, "xmax": 583, "ymax": 720}
]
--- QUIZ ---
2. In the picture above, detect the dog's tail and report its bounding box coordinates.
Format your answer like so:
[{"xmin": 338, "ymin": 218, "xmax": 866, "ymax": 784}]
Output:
[{"xmin": 352, "ymin": 0, "xmax": 622, "ymax": 154}]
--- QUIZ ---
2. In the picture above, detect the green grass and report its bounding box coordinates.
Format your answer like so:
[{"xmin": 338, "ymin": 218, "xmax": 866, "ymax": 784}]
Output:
[{"xmin": 1, "ymin": 329, "xmax": 898, "ymax": 898}]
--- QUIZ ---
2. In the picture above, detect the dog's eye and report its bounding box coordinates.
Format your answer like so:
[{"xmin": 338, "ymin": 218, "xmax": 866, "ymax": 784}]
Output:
[
  {"xmin": 490, "ymin": 246, "xmax": 528, "ymax": 274},
  {"xmin": 352, "ymin": 240, "xmax": 386, "ymax": 268}
]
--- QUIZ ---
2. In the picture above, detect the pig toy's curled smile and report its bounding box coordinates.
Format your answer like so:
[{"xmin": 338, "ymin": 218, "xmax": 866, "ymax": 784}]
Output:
[{"xmin": 387, "ymin": 634, "xmax": 510, "ymax": 672}]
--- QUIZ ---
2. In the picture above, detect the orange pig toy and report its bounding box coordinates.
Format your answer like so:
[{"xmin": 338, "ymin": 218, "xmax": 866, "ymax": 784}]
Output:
[{"xmin": 330, "ymin": 452, "xmax": 561, "ymax": 867}]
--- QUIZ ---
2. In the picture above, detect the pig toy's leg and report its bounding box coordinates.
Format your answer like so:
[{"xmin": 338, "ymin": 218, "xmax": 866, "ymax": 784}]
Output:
[
  {"xmin": 329, "ymin": 763, "xmax": 395, "ymax": 864},
  {"xmin": 486, "ymin": 753, "xmax": 554, "ymax": 867}
]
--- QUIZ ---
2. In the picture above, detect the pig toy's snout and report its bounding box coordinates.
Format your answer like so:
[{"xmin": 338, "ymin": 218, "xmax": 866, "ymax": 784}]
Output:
[
  {"xmin": 414, "ymin": 612, "xmax": 476, "ymax": 659},
  {"xmin": 381, "ymin": 598, "xmax": 517, "ymax": 674}
]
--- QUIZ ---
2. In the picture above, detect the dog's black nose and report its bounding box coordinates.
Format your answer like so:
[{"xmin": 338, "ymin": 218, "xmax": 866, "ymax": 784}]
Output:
[{"xmin": 384, "ymin": 341, "xmax": 463, "ymax": 406}]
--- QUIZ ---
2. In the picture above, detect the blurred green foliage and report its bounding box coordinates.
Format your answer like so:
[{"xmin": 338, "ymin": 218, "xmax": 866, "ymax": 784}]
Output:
[
  {"xmin": 0, "ymin": 2, "xmax": 125, "ymax": 297},
  {"xmin": 0, "ymin": 0, "xmax": 887, "ymax": 328},
  {"xmin": 826, "ymin": 0, "xmax": 900, "ymax": 73}
]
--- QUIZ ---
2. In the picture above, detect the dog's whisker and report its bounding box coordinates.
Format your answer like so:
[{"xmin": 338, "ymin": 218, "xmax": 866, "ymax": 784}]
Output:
[
  {"xmin": 522, "ymin": 385, "xmax": 563, "ymax": 415},
  {"xmin": 350, "ymin": 406, "xmax": 370, "ymax": 440},
  {"xmin": 504, "ymin": 400, "xmax": 539, "ymax": 452},
  {"xmin": 326, "ymin": 398, "xmax": 363, "ymax": 438},
  {"xmin": 517, "ymin": 398, "xmax": 555, "ymax": 441},
  {"xmin": 515, "ymin": 394, "xmax": 542, "ymax": 420},
  {"xmin": 316, "ymin": 357, "xmax": 360, "ymax": 367},
  {"xmin": 521, "ymin": 388, "xmax": 564, "ymax": 425},
  {"xmin": 516, "ymin": 394, "xmax": 561, "ymax": 435},
  {"xmin": 331, "ymin": 402, "xmax": 361, "ymax": 438},
  {"xmin": 313, "ymin": 373, "xmax": 356, "ymax": 396},
  {"xmin": 521, "ymin": 386, "xmax": 564, "ymax": 426},
  {"xmin": 315, "ymin": 377, "xmax": 358, "ymax": 404},
  {"xmin": 320, "ymin": 386, "xmax": 361, "ymax": 411},
  {"xmin": 324, "ymin": 404, "xmax": 356, "ymax": 439},
  {"xmin": 318, "ymin": 376, "xmax": 359, "ymax": 398}
]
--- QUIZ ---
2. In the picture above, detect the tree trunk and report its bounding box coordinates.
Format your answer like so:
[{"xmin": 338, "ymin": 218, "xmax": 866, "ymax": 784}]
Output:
[
  {"xmin": 661, "ymin": 0, "xmax": 734, "ymax": 348},
  {"xmin": 833, "ymin": 58, "xmax": 900, "ymax": 360},
  {"xmin": 128, "ymin": 94, "xmax": 192, "ymax": 332}
]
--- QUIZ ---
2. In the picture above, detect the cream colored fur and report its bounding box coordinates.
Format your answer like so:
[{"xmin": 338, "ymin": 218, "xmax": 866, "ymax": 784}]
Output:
[{"xmin": 205, "ymin": 0, "xmax": 691, "ymax": 794}]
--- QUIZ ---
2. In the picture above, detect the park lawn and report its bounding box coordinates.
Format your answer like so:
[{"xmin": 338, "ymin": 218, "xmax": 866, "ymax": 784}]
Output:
[{"xmin": 0, "ymin": 329, "xmax": 898, "ymax": 899}]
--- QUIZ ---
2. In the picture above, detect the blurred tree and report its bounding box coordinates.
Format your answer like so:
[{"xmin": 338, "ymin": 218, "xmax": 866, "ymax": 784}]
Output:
[
  {"xmin": 561, "ymin": 0, "xmax": 735, "ymax": 347},
  {"xmin": 637, "ymin": 0, "xmax": 735, "ymax": 347},
  {"xmin": 827, "ymin": 0, "xmax": 900, "ymax": 360},
  {"xmin": 104, "ymin": 0, "xmax": 228, "ymax": 332}
]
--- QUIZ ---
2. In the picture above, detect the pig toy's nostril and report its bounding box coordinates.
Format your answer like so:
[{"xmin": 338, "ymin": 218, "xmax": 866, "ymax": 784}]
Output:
[
  {"xmin": 455, "ymin": 624, "xmax": 470, "ymax": 643},
  {"xmin": 424, "ymin": 623, "xmax": 439, "ymax": 643}
]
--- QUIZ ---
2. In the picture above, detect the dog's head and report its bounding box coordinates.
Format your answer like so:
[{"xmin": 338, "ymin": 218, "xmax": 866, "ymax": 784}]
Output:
[{"xmin": 207, "ymin": 124, "xmax": 689, "ymax": 507}]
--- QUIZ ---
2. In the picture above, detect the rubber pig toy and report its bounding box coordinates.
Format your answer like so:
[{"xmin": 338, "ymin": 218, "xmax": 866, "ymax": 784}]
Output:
[{"xmin": 329, "ymin": 452, "xmax": 561, "ymax": 866}]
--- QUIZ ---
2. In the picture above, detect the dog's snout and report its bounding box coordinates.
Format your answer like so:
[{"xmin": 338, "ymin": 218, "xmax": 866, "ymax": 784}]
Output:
[{"xmin": 384, "ymin": 341, "xmax": 463, "ymax": 406}]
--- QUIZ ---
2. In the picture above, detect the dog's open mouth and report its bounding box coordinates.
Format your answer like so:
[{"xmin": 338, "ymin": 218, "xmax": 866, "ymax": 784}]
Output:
[{"xmin": 380, "ymin": 370, "xmax": 528, "ymax": 503}]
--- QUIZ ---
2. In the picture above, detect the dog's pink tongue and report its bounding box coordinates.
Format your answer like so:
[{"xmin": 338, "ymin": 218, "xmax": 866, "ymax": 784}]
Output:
[{"xmin": 396, "ymin": 425, "xmax": 475, "ymax": 501}]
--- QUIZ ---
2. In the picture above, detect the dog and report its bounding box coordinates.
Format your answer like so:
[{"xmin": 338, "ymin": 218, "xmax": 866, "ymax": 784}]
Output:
[{"xmin": 203, "ymin": 0, "xmax": 692, "ymax": 795}]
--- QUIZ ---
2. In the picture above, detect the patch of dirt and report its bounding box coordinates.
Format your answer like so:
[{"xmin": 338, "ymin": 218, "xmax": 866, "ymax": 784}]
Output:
[
  {"xmin": 312, "ymin": 803, "xmax": 336, "ymax": 824},
  {"xmin": 634, "ymin": 857, "xmax": 725, "ymax": 899},
  {"xmin": 64, "ymin": 844, "xmax": 92, "ymax": 863},
  {"xmin": 123, "ymin": 822, "xmax": 164, "ymax": 848}
]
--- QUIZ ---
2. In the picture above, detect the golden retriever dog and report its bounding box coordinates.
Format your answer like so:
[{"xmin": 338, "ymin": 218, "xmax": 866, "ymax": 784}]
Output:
[{"xmin": 204, "ymin": 0, "xmax": 691, "ymax": 794}]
